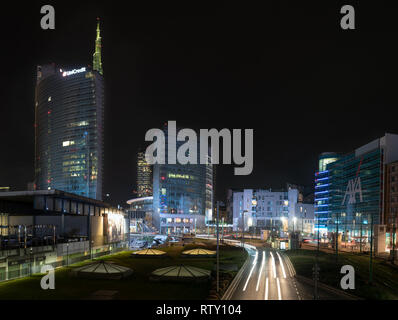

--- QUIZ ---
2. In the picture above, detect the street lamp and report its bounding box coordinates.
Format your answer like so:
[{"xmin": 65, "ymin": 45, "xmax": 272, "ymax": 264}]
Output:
[
  {"xmin": 66, "ymin": 243, "xmax": 69, "ymax": 266},
  {"xmin": 241, "ymin": 210, "xmax": 248, "ymax": 247},
  {"xmin": 216, "ymin": 201, "xmax": 220, "ymax": 293},
  {"xmin": 293, "ymin": 217, "xmax": 297, "ymax": 233},
  {"xmin": 281, "ymin": 217, "xmax": 287, "ymax": 233},
  {"xmin": 29, "ymin": 247, "xmax": 33, "ymax": 276}
]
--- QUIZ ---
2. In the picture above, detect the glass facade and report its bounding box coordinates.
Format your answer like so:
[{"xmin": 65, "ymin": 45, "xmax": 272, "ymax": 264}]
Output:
[
  {"xmin": 34, "ymin": 65, "xmax": 104, "ymax": 200},
  {"xmin": 314, "ymin": 153, "xmax": 339, "ymax": 235},
  {"xmin": 327, "ymin": 149, "xmax": 382, "ymax": 241},
  {"xmin": 152, "ymin": 125, "xmax": 213, "ymax": 234},
  {"xmin": 137, "ymin": 151, "xmax": 153, "ymax": 197}
]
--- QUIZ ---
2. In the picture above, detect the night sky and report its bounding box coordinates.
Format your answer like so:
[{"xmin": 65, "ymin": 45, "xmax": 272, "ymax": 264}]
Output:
[{"xmin": 0, "ymin": 1, "xmax": 397, "ymax": 206}]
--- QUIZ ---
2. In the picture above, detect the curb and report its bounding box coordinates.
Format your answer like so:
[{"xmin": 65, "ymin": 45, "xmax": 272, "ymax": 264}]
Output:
[
  {"xmin": 281, "ymin": 252, "xmax": 296, "ymax": 277},
  {"xmin": 221, "ymin": 250, "xmax": 250, "ymax": 300}
]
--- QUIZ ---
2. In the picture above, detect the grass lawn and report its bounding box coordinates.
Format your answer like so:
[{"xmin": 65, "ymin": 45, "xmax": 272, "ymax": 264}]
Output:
[
  {"xmin": 0, "ymin": 241, "xmax": 247, "ymax": 300},
  {"xmin": 286, "ymin": 249, "xmax": 398, "ymax": 300}
]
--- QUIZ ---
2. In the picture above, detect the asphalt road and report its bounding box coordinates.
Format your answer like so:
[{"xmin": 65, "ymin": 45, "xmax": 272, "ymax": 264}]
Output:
[
  {"xmin": 229, "ymin": 246, "xmax": 350, "ymax": 300},
  {"xmin": 196, "ymin": 235, "xmax": 350, "ymax": 300},
  {"xmin": 230, "ymin": 246, "xmax": 302, "ymax": 300}
]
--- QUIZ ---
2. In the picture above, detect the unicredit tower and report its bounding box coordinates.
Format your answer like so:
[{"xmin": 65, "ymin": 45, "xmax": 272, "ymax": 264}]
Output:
[{"xmin": 34, "ymin": 20, "xmax": 104, "ymax": 200}]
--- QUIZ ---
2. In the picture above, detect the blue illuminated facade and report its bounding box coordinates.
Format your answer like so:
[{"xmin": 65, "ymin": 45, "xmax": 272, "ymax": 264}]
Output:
[
  {"xmin": 315, "ymin": 134, "xmax": 398, "ymax": 249},
  {"xmin": 314, "ymin": 153, "xmax": 340, "ymax": 235}
]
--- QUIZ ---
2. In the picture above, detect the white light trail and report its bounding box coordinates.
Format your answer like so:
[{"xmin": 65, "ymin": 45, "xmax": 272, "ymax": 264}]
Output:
[
  {"xmin": 256, "ymin": 251, "xmax": 265, "ymax": 291},
  {"xmin": 243, "ymin": 249, "xmax": 258, "ymax": 291},
  {"xmin": 265, "ymin": 277, "xmax": 269, "ymax": 300},
  {"xmin": 276, "ymin": 252, "xmax": 287, "ymax": 279},
  {"xmin": 270, "ymin": 251, "xmax": 276, "ymax": 278},
  {"xmin": 277, "ymin": 277, "xmax": 282, "ymax": 300}
]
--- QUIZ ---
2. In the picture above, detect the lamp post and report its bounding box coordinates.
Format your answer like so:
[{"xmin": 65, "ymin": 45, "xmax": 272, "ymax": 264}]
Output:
[
  {"xmin": 360, "ymin": 213, "xmax": 363, "ymax": 253},
  {"xmin": 241, "ymin": 210, "xmax": 247, "ymax": 247},
  {"xmin": 29, "ymin": 247, "xmax": 33, "ymax": 276},
  {"xmin": 336, "ymin": 211, "xmax": 339, "ymax": 261},
  {"xmin": 293, "ymin": 217, "xmax": 297, "ymax": 233},
  {"xmin": 293, "ymin": 217, "xmax": 297, "ymax": 250},
  {"xmin": 216, "ymin": 201, "xmax": 220, "ymax": 293},
  {"xmin": 392, "ymin": 213, "xmax": 396, "ymax": 264},
  {"xmin": 66, "ymin": 243, "xmax": 69, "ymax": 266},
  {"xmin": 369, "ymin": 213, "xmax": 374, "ymax": 284},
  {"xmin": 221, "ymin": 217, "xmax": 224, "ymax": 242}
]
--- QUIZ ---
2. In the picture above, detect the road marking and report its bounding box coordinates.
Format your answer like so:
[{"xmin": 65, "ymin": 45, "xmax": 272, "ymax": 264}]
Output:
[
  {"xmin": 276, "ymin": 252, "xmax": 287, "ymax": 279},
  {"xmin": 276, "ymin": 277, "xmax": 282, "ymax": 300},
  {"xmin": 270, "ymin": 251, "xmax": 276, "ymax": 278},
  {"xmin": 243, "ymin": 249, "xmax": 258, "ymax": 291},
  {"xmin": 265, "ymin": 277, "xmax": 269, "ymax": 300},
  {"xmin": 256, "ymin": 251, "xmax": 265, "ymax": 291}
]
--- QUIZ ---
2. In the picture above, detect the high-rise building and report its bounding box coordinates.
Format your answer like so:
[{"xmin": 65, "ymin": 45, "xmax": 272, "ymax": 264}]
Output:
[
  {"xmin": 136, "ymin": 150, "xmax": 153, "ymax": 198},
  {"xmin": 315, "ymin": 134, "xmax": 398, "ymax": 253},
  {"xmin": 314, "ymin": 152, "xmax": 340, "ymax": 236},
  {"xmin": 34, "ymin": 21, "xmax": 104, "ymax": 200},
  {"xmin": 152, "ymin": 124, "xmax": 213, "ymax": 234}
]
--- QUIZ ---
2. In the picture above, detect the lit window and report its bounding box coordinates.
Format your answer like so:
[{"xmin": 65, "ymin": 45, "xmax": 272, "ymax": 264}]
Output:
[{"xmin": 63, "ymin": 141, "xmax": 75, "ymax": 147}]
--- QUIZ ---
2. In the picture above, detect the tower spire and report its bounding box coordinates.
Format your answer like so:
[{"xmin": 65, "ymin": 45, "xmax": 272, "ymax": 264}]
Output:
[{"xmin": 93, "ymin": 18, "xmax": 103, "ymax": 75}]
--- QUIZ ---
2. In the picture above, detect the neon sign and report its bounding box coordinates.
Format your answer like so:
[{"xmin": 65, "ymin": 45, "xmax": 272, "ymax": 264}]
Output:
[{"xmin": 62, "ymin": 67, "xmax": 86, "ymax": 77}]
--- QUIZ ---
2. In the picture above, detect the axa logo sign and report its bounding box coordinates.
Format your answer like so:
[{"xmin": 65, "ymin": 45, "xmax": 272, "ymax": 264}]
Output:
[{"xmin": 342, "ymin": 177, "xmax": 363, "ymax": 205}]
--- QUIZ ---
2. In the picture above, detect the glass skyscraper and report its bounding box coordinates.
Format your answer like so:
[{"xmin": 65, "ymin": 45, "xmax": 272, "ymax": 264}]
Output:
[
  {"xmin": 314, "ymin": 152, "xmax": 340, "ymax": 236},
  {"xmin": 136, "ymin": 150, "xmax": 153, "ymax": 198},
  {"xmin": 152, "ymin": 124, "xmax": 213, "ymax": 234},
  {"xmin": 34, "ymin": 21, "xmax": 104, "ymax": 200},
  {"xmin": 315, "ymin": 134, "xmax": 398, "ymax": 251}
]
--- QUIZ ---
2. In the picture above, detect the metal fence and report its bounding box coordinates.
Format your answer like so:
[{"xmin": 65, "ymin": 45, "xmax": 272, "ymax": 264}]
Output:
[{"xmin": 0, "ymin": 242, "xmax": 129, "ymax": 282}]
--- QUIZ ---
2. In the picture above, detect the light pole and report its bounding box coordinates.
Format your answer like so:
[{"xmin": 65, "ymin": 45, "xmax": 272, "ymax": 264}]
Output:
[
  {"xmin": 216, "ymin": 201, "xmax": 220, "ymax": 293},
  {"xmin": 336, "ymin": 211, "xmax": 339, "ymax": 260},
  {"xmin": 66, "ymin": 243, "xmax": 69, "ymax": 266},
  {"xmin": 241, "ymin": 210, "xmax": 247, "ymax": 247},
  {"xmin": 221, "ymin": 217, "xmax": 224, "ymax": 242},
  {"xmin": 29, "ymin": 247, "xmax": 33, "ymax": 276},
  {"xmin": 293, "ymin": 217, "xmax": 297, "ymax": 249},
  {"xmin": 360, "ymin": 213, "xmax": 363, "ymax": 253},
  {"xmin": 369, "ymin": 213, "xmax": 374, "ymax": 284},
  {"xmin": 392, "ymin": 213, "xmax": 396, "ymax": 264}
]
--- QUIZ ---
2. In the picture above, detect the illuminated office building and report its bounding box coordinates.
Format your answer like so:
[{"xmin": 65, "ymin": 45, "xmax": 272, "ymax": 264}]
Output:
[
  {"xmin": 229, "ymin": 188, "xmax": 300, "ymax": 233},
  {"xmin": 34, "ymin": 21, "xmax": 104, "ymax": 200},
  {"xmin": 314, "ymin": 152, "xmax": 340, "ymax": 236},
  {"xmin": 152, "ymin": 124, "xmax": 213, "ymax": 234},
  {"xmin": 136, "ymin": 150, "xmax": 153, "ymax": 198},
  {"xmin": 315, "ymin": 134, "xmax": 398, "ymax": 253}
]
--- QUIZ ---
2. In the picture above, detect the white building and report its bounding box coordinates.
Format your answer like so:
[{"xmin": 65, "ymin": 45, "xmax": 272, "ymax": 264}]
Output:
[
  {"xmin": 294, "ymin": 203, "xmax": 315, "ymax": 235},
  {"xmin": 229, "ymin": 188, "xmax": 301, "ymax": 232}
]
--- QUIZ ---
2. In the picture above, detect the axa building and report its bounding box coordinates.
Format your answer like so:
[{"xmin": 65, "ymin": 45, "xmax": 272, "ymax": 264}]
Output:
[{"xmin": 315, "ymin": 133, "xmax": 398, "ymax": 253}]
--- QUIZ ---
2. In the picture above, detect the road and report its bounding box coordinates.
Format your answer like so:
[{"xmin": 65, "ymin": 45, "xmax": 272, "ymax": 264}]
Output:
[
  {"xmin": 196, "ymin": 235, "xmax": 351, "ymax": 300},
  {"xmin": 229, "ymin": 246, "xmax": 302, "ymax": 300},
  {"xmin": 227, "ymin": 245, "xmax": 352, "ymax": 300}
]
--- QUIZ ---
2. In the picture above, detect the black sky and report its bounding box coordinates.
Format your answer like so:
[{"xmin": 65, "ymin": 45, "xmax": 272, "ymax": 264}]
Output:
[{"xmin": 0, "ymin": 1, "xmax": 397, "ymax": 206}]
